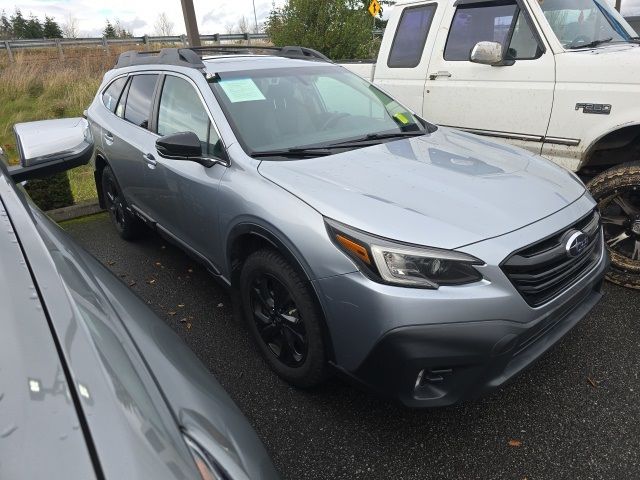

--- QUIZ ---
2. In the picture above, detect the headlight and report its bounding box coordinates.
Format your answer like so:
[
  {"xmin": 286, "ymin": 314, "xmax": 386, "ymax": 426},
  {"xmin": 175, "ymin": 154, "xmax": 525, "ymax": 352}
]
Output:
[{"xmin": 326, "ymin": 219, "xmax": 484, "ymax": 289}]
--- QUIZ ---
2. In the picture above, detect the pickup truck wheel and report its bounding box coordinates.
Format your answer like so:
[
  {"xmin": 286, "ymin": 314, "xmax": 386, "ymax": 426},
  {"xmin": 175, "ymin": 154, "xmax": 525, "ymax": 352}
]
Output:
[
  {"xmin": 240, "ymin": 249, "xmax": 328, "ymax": 388},
  {"xmin": 101, "ymin": 166, "xmax": 144, "ymax": 241},
  {"xmin": 587, "ymin": 164, "xmax": 640, "ymax": 289}
]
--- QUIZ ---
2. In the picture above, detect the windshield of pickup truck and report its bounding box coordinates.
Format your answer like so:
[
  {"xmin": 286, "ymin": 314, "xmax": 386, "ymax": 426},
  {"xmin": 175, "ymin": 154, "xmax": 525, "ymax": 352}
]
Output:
[
  {"xmin": 209, "ymin": 65, "xmax": 426, "ymax": 156},
  {"xmin": 540, "ymin": 0, "xmax": 632, "ymax": 48}
]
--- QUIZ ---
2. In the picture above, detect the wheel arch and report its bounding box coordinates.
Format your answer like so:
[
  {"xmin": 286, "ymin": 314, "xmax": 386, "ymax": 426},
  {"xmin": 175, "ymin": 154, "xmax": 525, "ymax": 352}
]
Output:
[
  {"xmin": 579, "ymin": 123, "xmax": 640, "ymax": 175},
  {"xmin": 227, "ymin": 222, "xmax": 336, "ymax": 362}
]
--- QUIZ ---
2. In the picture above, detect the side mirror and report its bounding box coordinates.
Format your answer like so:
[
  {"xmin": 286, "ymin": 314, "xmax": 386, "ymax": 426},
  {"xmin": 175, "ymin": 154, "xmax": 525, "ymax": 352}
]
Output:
[
  {"xmin": 470, "ymin": 41, "xmax": 513, "ymax": 66},
  {"xmin": 7, "ymin": 118, "xmax": 93, "ymax": 183},
  {"xmin": 156, "ymin": 131, "xmax": 226, "ymax": 168}
]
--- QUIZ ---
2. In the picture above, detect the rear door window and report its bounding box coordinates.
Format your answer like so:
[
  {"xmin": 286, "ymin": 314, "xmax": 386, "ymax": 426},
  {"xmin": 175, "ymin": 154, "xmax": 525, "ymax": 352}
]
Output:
[
  {"xmin": 388, "ymin": 4, "xmax": 438, "ymax": 68},
  {"xmin": 102, "ymin": 77, "xmax": 127, "ymax": 113},
  {"xmin": 123, "ymin": 74, "xmax": 159, "ymax": 129}
]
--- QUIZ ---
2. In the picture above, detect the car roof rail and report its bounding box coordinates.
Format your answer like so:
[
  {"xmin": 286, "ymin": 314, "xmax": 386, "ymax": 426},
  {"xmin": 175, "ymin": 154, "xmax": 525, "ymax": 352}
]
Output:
[
  {"xmin": 115, "ymin": 48, "xmax": 206, "ymax": 69},
  {"xmin": 114, "ymin": 45, "xmax": 331, "ymax": 70}
]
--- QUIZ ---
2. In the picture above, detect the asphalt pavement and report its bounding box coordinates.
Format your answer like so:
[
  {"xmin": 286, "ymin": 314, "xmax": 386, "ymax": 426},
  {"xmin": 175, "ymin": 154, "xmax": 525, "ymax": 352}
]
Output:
[{"xmin": 63, "ymin": 212, "xmax": 640, "ymax": 480}]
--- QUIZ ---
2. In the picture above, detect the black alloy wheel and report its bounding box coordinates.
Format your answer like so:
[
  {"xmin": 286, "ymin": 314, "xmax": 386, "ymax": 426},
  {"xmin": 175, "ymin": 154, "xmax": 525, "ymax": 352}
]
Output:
[
  {"xmin": 240, "ymin": 249, "xmax": 328, "ymax": 388},
  {"xmin": 588, "ymin": 164, "xmax": 640, "ymax": 289},
  {"xmin": 101, "ymin": 166, "xmax": 143, "ymax": 241},
  {"xmin": 249, "ymin": 273, "xmax": 308, "ymax": 367}
]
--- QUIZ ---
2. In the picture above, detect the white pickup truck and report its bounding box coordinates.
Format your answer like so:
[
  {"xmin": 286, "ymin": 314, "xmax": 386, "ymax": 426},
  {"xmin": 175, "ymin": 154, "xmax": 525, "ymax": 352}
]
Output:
[{"xmin": 341, "ymin": 0, "xmax": 640, "ymax": 289}]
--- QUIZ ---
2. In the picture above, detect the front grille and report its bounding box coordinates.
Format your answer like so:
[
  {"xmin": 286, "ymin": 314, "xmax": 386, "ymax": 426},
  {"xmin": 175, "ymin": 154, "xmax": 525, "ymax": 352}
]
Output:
[{"xmin": 501, "ymin": 209, "xmax": 602, "ymax": 307}]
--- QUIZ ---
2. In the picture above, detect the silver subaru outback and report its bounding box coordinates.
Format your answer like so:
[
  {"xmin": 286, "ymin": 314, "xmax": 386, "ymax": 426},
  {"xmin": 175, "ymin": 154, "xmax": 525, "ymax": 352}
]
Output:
[{"xmin": 87, "ymin": 47, "xmax": 608, "ymax": 407}]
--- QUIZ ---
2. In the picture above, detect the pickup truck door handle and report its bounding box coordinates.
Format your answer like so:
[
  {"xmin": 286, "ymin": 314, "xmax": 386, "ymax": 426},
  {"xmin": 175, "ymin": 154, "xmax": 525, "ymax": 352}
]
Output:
[
  {"xmin": 429, "ymin": 71, "xmax": 452, "ymax": 80},
  {"xmin": 143, "ymin": 153, "xmax": 157, "ymax": 168},
  {"xmin": 104, "ymin": 131, "xmax": 114, "ymax": 142}
]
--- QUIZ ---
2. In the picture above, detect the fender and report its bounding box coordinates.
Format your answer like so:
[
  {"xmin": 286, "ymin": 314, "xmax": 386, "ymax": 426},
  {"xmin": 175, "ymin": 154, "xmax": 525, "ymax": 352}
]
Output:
[{"xmin": 580, "ymin": 120, "xmax": 640, "ymax": 169}]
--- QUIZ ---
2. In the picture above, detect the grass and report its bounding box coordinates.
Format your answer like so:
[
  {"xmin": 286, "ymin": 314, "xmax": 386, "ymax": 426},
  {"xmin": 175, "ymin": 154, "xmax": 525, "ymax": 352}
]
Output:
[{"xmin": 0, "ymin": 51, "xmax": 111, "ymax": 203}]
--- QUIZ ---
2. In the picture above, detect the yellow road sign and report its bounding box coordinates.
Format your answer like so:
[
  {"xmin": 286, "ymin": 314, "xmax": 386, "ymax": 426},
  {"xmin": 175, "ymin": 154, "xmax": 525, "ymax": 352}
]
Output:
[{"xmin": 368, "ymin": 0, "xmax": 381, "ymax": 17}]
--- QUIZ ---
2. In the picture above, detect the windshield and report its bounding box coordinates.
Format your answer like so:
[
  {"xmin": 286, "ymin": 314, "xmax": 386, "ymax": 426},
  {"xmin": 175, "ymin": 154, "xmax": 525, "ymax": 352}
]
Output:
[
  {"xmin": 539, "ymin": 0, "xmax": 633, "ymax": 48},
  {"xmin": 209, "ymin": 65, "xmax": 426, "ymax": 156}
]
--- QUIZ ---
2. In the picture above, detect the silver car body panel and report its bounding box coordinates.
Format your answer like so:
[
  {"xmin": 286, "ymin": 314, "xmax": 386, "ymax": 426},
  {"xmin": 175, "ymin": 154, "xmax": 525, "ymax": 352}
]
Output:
[{"xmin": 0, "ymin": 158, "xmax": 279, "ymax": 478}]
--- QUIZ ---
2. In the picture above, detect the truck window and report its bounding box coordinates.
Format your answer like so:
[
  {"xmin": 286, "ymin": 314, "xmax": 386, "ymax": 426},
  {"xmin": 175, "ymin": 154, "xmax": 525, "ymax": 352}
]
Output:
[
  {"xmin": 388, "ymin": 4, "xmax": 437, "ymax": 68},
  {"xmin": 444, "ymin": 1, "xmax": 542, "ymax": 61}
]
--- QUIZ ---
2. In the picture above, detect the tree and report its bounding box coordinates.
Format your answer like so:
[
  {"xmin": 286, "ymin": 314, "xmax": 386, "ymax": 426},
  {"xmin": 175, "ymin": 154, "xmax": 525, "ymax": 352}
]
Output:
[
  {"xmin": 62, "ymin": 15, "xmax": 79, "ymax": 38},
  {"xmin": 103, "ymin": 19, "xmax": 117, "ymax": 39},
  {"xmin": 10, "ymin": 9, "xmax": 27, "ymax": 38},
  {"xmin": 43, "ymin": 15, "xmax": 63, "ymax": 38},
  {"xmin": 266, "ymin": 0, "xmax": 375, "ymax": 60},
  {"xmin": 238, "ymin": 15, "xmax": 250, "ymax": 34},
  {"xmin": 0, "ymin": 10, "xmax": 11, "ymax": 39},
  {"xmin": 153, "ymin": 12, "xmax": 174, "ymax": 36},
  {"xmin": 114, "ymin": 19, "xmax": 133, "ymax": 38},
  {"xmin": 24, "ymin": 14, "xmax": 44, "ymax": 38}
]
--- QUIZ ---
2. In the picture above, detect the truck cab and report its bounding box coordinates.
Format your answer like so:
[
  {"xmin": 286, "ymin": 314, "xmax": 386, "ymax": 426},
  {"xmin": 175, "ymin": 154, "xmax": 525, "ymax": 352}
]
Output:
[{"xmin": 341, "ymin": 0, "xmax": 640, "ymax": 288}]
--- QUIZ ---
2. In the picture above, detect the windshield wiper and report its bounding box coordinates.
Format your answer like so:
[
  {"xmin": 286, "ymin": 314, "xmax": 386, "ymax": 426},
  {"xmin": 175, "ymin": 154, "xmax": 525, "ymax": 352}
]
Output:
[
  {"xmin": 328, "ymin": 130, "xmax": 426, "ymax": 146},
  {"xmin": 567, "ymin": 37, "xmax": 613, "ymax": 49},
  {"xmin": 251, "ymin": 130, "xmax": 428, "ymax": 159},
  {"xmin": 251, "ymin": 147, "xmax": 335, "ymax": 159}
]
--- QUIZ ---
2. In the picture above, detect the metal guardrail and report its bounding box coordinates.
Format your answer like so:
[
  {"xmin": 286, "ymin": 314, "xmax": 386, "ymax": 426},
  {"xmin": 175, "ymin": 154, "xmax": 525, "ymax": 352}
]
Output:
[{"xmin": 0, "ymin": 33, "xmax": 270, "ymax": 62}]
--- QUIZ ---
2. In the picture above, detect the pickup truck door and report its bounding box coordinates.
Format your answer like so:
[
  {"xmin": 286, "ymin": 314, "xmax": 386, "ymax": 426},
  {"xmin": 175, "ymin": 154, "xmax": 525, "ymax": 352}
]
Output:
[
  {"xmin": 372, "ymin": 2, "xmax": 445, "ymax": 112},
  {"xmin": 423, "ymin": 0, "xmax": 555, "ymax": 155}
]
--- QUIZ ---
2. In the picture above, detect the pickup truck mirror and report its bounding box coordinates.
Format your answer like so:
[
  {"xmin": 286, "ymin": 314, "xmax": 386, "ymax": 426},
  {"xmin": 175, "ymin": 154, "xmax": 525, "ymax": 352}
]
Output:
[
  {"xmin": 7, "ymin": 118, "xmax": 93, "ymax": 183},
  {"xmin": 156, "ymin": 131, "xmax": 227, "ymax": 168},
  {"xmin": 470, "ymin": 41, "xmax": 511, "ymax": 66}
]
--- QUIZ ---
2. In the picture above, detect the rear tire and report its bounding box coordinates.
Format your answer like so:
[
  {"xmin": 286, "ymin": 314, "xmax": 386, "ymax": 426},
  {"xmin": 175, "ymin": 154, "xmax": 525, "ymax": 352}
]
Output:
[
  {"xmin": 239, "ymin": 249, "xmax": 329, "ymax": 388},
  {"xmin": 587, "ymin": 164, "xmax": 640, "ymax": 289},
  {"xmin": 101, "ymin": 166, "xmax": 144, "ymax": 241}
]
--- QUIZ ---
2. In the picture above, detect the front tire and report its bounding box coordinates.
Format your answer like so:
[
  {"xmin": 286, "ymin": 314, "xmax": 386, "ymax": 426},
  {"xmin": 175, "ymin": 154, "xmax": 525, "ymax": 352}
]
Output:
[
  {"xmin": 239, "ymin": 249, "xmax": 329, "ymax": 388},
  {"xmin": 101, "ymin": 166, "xmax": 144, "ymax": 241},
  {"xmin": 588, "ymin": 164, "xmax": 640, "ymax": 289}
]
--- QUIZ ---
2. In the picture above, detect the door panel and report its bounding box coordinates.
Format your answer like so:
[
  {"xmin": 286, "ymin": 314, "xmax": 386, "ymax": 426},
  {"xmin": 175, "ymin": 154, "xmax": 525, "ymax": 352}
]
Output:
[
  {"xmin": 100, "ymin": 74, "xmax": 159, "ymax": 211},
  {"xmin": 373, "ymin": 2, "xmax": 444, "ymax": 114},
  {"xmin": 145, "ymin": 74, "xmax": 227, "ymax": 267},
  {"xmin": 424, "ymin": 1, "xmax": 555, "ymax": 154}
]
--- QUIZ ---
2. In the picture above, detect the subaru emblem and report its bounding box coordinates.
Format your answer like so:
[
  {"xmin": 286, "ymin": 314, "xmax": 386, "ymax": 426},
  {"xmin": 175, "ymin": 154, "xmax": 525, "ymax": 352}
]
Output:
[{"xmin": 565, "ymin": 230, "xmax": 589, "ymax": 257}]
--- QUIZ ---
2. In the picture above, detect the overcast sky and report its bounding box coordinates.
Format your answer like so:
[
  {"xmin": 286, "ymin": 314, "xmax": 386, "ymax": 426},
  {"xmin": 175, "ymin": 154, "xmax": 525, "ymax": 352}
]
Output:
[{"xmin": 0, "ymin": 0, "xmax": 638, "ymax": 37}]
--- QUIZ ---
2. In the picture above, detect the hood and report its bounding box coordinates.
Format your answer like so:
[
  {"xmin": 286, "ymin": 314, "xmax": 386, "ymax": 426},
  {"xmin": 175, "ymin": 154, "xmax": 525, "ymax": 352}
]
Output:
[
  {"xmin": 556, "ymin": 43, "xmax": 640, "ymax": 85},
  {"xmin": 258, "ymin": 128, "xmax": 586, "ymax": 248}
]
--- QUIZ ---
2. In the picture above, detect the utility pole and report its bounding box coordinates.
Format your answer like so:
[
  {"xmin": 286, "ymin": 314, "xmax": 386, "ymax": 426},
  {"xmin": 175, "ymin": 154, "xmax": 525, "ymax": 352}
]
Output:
[
  {"xmin": 615, "ymin": 0, "xmax": 622, "ymax": 12},
  {"xmin": 180, "ymin": 0, "xmax": 201, "ymax": 47},
  {"xmin": 252, "ymin": 0, "xmax": 259, "ymax": 33}
]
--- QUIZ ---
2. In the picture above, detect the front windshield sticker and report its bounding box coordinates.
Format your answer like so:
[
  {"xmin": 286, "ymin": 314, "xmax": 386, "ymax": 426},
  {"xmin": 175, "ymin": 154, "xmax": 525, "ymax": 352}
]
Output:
[{"xmin": 219, "ymin": 78, "xmax": 266, "ymax": 103}]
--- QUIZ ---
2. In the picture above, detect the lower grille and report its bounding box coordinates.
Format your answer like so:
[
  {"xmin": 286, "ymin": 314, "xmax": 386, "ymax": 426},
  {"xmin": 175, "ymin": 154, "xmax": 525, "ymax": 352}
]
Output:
[{"xmin": 501, "ymin": 209, "xmax": 602, "ymax": 307}]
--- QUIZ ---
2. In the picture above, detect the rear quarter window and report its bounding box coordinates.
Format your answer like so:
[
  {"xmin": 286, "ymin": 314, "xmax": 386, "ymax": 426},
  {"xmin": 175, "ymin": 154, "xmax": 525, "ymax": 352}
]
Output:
[
  {"xmin": 102, "ymin": 77, "xmax": 127, "ymax": 113},
  {"xmin": 123, "ymin": 74, "xmax": 159, "ymax": 129},
  {"xmin": 388, "ymin": 4, "xmax": 438, "ymax": 68}
]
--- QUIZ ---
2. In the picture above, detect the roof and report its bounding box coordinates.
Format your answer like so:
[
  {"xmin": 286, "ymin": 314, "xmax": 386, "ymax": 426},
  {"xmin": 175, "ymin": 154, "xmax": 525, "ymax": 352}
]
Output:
[{"xmin": 114, "ymin": 46, "xmax": 331, "ymax": 72}]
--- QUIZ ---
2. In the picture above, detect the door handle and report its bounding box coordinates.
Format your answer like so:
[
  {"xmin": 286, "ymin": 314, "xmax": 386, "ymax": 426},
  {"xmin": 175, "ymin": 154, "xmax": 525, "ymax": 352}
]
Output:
[
  {"xmin": 428, "ymin": 71, "xmax": 452, "ymax": 80},
  {"xmin": 104, "ymin": 131, "xmax": 114, "ymax": 142},
  {"xmin": 143, "ymin": 153, "xmax": 157, "ymax": 168}
]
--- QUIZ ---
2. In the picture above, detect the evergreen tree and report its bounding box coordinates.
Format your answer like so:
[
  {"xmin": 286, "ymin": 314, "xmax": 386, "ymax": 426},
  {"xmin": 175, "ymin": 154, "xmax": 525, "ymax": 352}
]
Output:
[
  {"xmin": 0, "ymin": 10, "xmax": 11, "ymax": 39},
  {"xmin": 43, "ymin": 15, "xmax": 63, "ymax": 38},
  {"xmin": 10, "ymin": 9, "xmax": 27, "ymax": 38},
  {"xmin": 24, "ymin": 14, "xmax": 44, "ymax": 38},
  {"xmin": 103, "ymin": 19, "xmax": 117, "ymax": 39}
]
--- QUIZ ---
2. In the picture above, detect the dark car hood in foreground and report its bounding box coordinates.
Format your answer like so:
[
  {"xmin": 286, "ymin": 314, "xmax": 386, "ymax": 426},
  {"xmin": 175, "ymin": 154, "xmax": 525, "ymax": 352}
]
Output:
[{"xmin": 258, "ymin": 128, "xmax": 586, "ymax": 248}]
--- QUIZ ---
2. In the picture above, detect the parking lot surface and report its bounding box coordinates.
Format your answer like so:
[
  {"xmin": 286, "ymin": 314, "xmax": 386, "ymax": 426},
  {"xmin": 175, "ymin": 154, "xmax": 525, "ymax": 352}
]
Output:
[{"xmin": 64, "ymin": 212, "xmax": 640, "ymax": 480}]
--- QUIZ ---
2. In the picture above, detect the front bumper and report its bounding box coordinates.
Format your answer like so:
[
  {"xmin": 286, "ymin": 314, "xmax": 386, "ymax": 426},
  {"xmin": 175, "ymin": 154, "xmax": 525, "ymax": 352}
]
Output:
[
  {"xmin": 314, "ymin": 196, "xmax": 608, "ymax": 407},
  {"xmin": 348, "ymin": 265, "xmax": 606, "ymax": 407}
]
